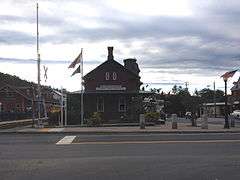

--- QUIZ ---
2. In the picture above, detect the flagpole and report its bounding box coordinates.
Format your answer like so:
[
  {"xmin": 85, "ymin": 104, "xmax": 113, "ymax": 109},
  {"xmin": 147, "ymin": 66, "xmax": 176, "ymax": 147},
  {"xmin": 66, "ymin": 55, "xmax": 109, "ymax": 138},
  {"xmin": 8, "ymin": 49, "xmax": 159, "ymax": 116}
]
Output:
[
  {"xmin": 80, "ymin": 48, "xmax": 84, "ymax": 126},
  {"xmin": 36, "ymin": 2, "xmax": 42, "ymax": 127}
]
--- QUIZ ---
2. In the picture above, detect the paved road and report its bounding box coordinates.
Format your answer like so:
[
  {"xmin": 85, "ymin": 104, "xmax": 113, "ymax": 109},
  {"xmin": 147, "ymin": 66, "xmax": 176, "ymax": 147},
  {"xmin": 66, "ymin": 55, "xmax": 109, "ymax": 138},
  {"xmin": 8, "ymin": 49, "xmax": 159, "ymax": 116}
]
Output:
[{"xmin": 0, "ymin": 133, "xmax": 240, "ymax": 180}]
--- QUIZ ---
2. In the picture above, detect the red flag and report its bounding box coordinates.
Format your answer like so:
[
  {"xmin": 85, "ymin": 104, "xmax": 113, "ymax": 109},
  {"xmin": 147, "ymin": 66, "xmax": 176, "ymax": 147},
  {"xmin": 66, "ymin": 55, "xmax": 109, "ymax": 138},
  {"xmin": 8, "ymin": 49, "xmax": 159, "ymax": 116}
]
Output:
[
  {"xmin": 221, "ymin": 70, "xmax": 237, "ymax": 80},
  {"xmin": 68, "ymin": 49, "xmax": 82, "ymax": 68},
  {"xmin": 71, "ymin": 65, "xmax": 80, "ymax": 76}
]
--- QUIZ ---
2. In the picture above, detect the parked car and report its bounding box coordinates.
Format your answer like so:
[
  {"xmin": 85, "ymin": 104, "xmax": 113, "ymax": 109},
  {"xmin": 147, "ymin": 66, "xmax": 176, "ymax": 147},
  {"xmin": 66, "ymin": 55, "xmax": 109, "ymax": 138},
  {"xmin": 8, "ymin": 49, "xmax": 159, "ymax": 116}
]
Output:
[
  {"xmin": 230, "ymin": 110, "xmax": 240, "ymax": 118},
  {"xmin": 185, "ymin": 112, "xmax": 192, "ymax": 119}
]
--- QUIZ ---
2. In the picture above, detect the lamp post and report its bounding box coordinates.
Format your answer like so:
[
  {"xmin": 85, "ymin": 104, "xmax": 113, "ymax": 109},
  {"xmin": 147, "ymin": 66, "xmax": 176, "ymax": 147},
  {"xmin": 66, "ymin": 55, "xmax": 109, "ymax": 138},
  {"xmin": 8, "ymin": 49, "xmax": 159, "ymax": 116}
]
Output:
[
  {"xmin": 223, "ymin": 78, "xmax": 229, "ymax": 129},
  {"xmin": 221, "ymin": 69, "xmax": 238, "ymax": 128},
  {"xmin": 213, "ymin": 81, "xmax": 216, "ymax": 118}
]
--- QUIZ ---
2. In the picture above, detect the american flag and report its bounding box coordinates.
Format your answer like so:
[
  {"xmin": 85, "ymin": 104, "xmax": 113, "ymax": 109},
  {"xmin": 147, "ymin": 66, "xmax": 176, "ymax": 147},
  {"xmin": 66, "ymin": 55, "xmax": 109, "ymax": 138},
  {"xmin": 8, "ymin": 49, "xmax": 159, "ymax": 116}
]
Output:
[{"xmin": 221, "ymin": 70, "xmax": 238, "ymax": 80}]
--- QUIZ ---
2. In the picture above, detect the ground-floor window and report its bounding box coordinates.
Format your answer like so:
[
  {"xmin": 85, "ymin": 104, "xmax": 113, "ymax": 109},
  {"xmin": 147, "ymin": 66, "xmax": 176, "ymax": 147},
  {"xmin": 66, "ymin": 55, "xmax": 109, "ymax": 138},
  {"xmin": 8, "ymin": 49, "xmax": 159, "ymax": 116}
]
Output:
[
  {"xmin": 119, "ymin": 97, "xmax": 126, "ymax": 112},
  {"xmin": 97, "ymin": 97, "xmax": 104, "ymax": 112}
]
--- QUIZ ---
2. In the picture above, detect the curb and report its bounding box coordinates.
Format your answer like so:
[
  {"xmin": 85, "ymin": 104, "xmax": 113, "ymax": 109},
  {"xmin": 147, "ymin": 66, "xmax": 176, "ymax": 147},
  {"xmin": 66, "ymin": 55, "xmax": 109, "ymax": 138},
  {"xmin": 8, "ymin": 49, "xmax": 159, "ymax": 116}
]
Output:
[{"xmin": 1, "ymin": 130, "xmax": 240, "ymax": 135}]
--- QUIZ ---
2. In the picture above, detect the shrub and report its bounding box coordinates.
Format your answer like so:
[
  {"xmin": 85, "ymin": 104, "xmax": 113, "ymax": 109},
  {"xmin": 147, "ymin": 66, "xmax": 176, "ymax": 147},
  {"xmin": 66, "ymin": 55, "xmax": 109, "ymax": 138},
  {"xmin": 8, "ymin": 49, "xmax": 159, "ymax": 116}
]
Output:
[
  {"xmin": 88, "ymin": 112, "xmax": 103, "ymax": 126},
  {"xmin": 144, "ymin": 112, "xmax": 160, "ymax": 123}
]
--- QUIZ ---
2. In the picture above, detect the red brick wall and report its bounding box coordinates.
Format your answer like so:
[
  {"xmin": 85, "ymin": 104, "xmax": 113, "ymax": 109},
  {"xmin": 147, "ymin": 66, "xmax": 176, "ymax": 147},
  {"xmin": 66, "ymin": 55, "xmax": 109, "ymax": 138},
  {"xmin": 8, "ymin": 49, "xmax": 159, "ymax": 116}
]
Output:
[{"xmin": 84, "ymin": 61, "xmax": 141, "ymax": 91}]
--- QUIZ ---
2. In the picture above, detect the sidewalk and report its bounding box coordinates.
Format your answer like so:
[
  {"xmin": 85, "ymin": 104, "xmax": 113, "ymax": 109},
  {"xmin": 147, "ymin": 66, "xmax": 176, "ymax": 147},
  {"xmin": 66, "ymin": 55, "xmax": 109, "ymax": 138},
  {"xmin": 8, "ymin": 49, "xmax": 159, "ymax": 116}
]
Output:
[{"xmin": 1, "ymin": 122, "xmax": 240, "ymax": 134}]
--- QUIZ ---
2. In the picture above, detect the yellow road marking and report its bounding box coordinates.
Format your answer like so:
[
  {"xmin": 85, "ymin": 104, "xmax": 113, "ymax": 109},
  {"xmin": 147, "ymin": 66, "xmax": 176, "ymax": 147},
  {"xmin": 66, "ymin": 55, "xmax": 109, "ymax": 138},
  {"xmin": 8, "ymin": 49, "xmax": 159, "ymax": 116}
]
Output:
[{"xmin": 72, "ymin": 139, "xmax": 240, "ymax": 145}]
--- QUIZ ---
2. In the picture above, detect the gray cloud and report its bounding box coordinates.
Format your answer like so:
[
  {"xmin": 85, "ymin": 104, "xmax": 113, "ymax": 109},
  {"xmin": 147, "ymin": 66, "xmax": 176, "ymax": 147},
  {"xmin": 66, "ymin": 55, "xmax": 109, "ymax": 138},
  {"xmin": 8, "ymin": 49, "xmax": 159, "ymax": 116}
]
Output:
[
  {"xmin": 1, "ymin": 0, "xmax": 240, "ymax": 80},
  {"xmin": 0, "ymin": 57, "xmax": 100, "ymax": 65},
  {"xmin": 0, "ymin": 30, "xmax": 34, "ymax": 45}
]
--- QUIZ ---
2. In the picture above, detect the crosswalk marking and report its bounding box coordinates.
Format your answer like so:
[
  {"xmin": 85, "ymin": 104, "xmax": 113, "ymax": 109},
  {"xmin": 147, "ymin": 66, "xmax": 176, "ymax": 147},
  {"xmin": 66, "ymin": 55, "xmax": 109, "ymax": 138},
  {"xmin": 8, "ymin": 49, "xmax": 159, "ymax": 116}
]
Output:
[{"xmin": 56, "ymin": 136, "xmax": 76, "ymax": 145}]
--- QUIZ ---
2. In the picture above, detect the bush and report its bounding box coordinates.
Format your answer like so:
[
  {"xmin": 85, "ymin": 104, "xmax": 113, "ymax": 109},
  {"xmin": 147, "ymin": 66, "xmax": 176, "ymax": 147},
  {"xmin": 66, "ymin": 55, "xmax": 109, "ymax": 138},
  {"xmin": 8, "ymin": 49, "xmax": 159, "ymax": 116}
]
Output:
[
  {"xmin": 144, "ymin": 112, "xmax": 160, "ymax": 123},
  {"xmin": 87, "ymin": 112, "xmax": 103, "ymax": 126}
]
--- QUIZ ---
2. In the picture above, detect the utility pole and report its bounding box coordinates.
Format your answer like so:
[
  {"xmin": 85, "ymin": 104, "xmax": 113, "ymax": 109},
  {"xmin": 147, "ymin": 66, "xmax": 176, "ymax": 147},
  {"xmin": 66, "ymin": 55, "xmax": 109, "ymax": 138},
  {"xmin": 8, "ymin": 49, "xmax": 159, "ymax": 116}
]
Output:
[{"xmin": 36, "ymin": 2, "xmax": 42, "ymax": 127}]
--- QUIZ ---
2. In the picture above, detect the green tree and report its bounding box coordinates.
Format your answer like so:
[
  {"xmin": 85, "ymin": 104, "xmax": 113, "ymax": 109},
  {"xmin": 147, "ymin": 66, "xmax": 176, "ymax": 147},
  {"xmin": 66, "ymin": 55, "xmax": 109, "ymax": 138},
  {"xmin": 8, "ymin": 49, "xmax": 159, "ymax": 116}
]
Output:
[{"xmin": 198, "ymin": 88, "xmax": 224, "ymax": 103}]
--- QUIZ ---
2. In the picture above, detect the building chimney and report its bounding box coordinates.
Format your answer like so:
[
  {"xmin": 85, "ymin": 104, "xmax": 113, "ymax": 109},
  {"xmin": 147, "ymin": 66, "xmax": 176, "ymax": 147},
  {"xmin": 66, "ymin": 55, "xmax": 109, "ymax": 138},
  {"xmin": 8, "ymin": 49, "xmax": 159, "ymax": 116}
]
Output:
[
  {"xmin": 124, "ymin": 58, "xmax": 140, "ymax": 76},
  {"xmin": 107, "ymin": 46, "xmax": 114, "ymax": 61}
]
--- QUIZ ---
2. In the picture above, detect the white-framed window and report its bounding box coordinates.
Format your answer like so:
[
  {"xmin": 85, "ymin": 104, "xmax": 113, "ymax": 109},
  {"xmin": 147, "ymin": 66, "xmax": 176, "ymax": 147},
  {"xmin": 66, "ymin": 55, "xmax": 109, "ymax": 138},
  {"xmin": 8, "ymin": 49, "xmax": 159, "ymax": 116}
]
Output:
[
  {"xmin": 105, "ymin": 72, "xmax": 109, "ymax": 80},
  {"xmin": 113, "ymin": 72, "xmax": 117, "ymax": 80},
  {"xmin": 119, "ymin": 97, "xmax": 126, "ymax": 112},
  {"xmin": 97, "ymin": 97, "xmax": 104, "ymax": 112}
]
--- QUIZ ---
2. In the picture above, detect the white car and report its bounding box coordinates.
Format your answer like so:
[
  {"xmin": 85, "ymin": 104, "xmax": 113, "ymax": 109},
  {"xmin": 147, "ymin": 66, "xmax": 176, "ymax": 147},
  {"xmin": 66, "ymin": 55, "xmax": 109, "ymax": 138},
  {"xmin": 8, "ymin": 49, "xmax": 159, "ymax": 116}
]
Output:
[
  {"xmin": 185, "ymin": 112, "xmax": 192, "ymax": 119},
  {"xmin": 231, "ymin": 110, "xmax": 240, "ymax": 118}
]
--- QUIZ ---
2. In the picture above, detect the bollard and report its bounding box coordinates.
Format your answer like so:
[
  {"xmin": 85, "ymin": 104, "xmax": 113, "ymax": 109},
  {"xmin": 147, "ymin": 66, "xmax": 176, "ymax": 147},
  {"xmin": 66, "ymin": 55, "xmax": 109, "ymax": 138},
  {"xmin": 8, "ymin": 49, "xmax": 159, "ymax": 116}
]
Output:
[
  {"xmin": 230, "ymin": 115, "xmax": 235, "ymax": 127},
  {"xmin": 139, "ymin": 114, "xmax": 145, "ymax": 129},
  {"xmin": 172, "ymin": 114, "xmax": 178, "ymax": 129},
  {"xmin": 201, "ymin": 114, "xmax": 208, "ymax": 129}
]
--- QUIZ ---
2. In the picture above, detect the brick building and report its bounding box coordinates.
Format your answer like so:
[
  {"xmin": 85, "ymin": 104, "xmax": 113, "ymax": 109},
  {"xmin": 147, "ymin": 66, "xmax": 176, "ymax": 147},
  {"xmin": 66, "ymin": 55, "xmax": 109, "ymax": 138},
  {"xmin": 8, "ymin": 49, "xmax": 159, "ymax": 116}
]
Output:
[
  {"xmin": 231, "ymin": 77, "xmax": 240, "ymax": 109},
  {"xmin": 0, "ymin": 82, "xmax": 62, "ymax": 121},
  {"xmin": 67, "ymin": 47, "xmax": 151, "ymax": 124}
]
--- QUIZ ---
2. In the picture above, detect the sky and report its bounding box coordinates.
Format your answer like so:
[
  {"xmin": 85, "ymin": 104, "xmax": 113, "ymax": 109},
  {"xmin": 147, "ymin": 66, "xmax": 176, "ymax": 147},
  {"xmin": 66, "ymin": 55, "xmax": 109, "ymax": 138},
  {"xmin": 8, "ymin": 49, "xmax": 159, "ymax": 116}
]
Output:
[{"xmin": 0, "ymin": 0, "xmax": 240, "ymax": 93}]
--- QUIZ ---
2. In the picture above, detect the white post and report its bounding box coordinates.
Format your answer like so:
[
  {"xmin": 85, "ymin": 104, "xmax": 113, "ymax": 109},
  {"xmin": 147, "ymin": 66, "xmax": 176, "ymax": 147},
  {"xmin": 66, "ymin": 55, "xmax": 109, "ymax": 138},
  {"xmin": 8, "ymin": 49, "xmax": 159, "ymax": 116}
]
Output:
[
  {"xmin": 201, "ymin": 114, "xmax": 208, "ymax": 129},
  {"xmin": 80, "ymin": 48, "xmax": 84, "ymax": 126},
  {"xmin": 172, "ymin": 114, "xmax": 178, "ymax": 129},
  {"xmin": 64, "ymin": 93, "xmax": 67, "ymax": 126},
  {"xmin": 60, "ymin": 87, "xmax": 63, "ymax": 127},
  {"xmin": 139, "ymin": 114, "xmax": 145, "ymax": 129}
]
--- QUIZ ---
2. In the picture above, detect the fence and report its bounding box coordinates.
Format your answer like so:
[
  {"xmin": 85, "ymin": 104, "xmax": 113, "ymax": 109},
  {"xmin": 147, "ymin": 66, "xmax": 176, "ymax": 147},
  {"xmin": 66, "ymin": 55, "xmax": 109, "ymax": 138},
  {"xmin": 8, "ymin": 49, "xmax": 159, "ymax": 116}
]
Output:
[{"xmin": 0, "ymin": 112, "xmax": 32, "ymax": 121}]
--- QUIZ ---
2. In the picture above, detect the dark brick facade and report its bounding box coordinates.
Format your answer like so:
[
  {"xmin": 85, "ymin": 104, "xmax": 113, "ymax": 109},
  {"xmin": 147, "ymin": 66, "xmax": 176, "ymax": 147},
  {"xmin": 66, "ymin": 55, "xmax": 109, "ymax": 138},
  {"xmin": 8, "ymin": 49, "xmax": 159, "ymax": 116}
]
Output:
[{"xmin": 67, "ymin": 47, "xmax": 144, "ymax": 124}]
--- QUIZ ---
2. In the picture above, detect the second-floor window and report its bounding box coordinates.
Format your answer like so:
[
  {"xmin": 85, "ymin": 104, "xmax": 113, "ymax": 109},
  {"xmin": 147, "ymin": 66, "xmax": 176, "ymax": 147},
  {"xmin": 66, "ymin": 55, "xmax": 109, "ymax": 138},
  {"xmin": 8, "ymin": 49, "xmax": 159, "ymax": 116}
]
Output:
[
  {"xmin": 113, "ymin": 72, "xmax": 117, "ymax": 80},
  {"xmin": 105, "ymin": 72, "xmax": 109, "ymax": 80}
]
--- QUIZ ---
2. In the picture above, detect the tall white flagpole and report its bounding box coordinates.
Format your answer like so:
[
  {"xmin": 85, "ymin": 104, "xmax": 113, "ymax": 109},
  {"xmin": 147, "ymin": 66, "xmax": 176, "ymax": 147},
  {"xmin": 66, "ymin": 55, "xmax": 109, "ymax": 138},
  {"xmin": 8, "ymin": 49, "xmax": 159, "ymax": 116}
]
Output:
[
  {"xmin": 36, "ymin": 2, "xmax": 42, "ymax": 127},
  {"xmin": 81, "ymin": 48, "xmax": 84, "ymax": 126}
]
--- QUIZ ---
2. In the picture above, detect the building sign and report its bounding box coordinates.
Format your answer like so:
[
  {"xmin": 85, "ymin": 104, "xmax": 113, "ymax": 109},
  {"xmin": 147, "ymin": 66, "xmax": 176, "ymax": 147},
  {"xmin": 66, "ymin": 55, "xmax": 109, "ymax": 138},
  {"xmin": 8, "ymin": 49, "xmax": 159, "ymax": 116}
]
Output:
[{"xmin": 96, "ymin": 85, "xmax": 126, "ymax": 91}]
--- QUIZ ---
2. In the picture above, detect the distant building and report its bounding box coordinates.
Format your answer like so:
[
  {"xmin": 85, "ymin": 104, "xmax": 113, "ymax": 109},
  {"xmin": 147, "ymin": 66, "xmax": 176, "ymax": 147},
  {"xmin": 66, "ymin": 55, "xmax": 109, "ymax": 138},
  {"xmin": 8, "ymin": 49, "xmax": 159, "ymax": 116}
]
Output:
[
  {"xmin": 201, "ymin": 102, "xmax": 232, "ymax": 117},
  {"xmin": 0, "ymin": 83, "xmax": 62, "ymax": 121},
  {"xmin": 230, "ymin": 77, "xmax": 240, "ymax": 109},
  {"xmin": 67, "ymin": 47, "xmax": 152, "ymax": 124},
  {"xmin": 0, "ymin": 84, "xmax": 33, "ymax": 113}
]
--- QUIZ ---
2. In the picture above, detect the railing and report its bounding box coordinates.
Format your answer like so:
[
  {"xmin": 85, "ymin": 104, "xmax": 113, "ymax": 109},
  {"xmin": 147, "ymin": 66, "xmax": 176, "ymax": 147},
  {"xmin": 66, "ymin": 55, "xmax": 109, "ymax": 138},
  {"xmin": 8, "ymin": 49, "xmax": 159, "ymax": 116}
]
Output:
[{"xmin": 0, "ymin": 112, "xmax": 32, "ymax": 122}]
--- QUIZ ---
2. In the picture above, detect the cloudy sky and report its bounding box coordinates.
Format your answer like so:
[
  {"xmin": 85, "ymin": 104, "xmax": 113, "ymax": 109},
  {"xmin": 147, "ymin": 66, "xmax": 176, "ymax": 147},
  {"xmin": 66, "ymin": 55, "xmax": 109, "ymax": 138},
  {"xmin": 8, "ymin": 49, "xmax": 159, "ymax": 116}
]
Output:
[{"xmin": 0, "ymin": 0, "xmax": 240, "ymax": 93}]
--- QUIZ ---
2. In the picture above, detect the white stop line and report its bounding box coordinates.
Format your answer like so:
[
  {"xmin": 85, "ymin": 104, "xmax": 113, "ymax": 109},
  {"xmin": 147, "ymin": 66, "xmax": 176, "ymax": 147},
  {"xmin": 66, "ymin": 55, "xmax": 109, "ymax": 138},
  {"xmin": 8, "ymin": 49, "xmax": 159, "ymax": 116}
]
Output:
[{"xmin": 56, "ymin": 136, "xmax": 76, "ymax": 145}]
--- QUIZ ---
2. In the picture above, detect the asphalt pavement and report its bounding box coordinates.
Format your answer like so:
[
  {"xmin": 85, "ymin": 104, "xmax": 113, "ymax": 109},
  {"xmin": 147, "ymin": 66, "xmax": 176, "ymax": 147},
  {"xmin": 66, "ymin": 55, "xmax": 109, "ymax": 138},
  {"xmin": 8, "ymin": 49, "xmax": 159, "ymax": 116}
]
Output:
[{"xmin": 0, "ymin": 133, "xmax": 240, "ymax": 180}]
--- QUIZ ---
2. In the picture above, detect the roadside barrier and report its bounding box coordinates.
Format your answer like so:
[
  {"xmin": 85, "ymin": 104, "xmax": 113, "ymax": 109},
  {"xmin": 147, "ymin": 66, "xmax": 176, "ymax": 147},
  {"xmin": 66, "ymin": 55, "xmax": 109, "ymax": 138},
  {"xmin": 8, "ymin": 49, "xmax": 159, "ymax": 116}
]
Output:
[{"xmin": 0, "ymin": 118, "xmax": 48, "ymax": 129}]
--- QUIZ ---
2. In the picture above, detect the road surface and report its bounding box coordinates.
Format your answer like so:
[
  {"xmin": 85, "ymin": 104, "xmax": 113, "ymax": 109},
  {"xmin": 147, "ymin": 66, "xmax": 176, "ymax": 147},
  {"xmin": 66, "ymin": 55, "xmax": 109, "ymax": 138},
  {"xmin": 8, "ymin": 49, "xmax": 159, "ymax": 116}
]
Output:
[{"xmin": 0, "ymin": 133, "xmax": 240, "ymax": 180}]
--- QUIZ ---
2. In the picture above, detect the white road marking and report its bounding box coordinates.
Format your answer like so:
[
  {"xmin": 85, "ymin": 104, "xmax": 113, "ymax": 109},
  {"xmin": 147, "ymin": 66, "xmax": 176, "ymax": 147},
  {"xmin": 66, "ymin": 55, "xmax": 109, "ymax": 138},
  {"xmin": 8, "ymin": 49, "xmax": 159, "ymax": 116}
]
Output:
[
  {"xmin": 56, "ymin": 136, "xmax": 76, "ymax": 145},
  {"xmin": 49, "ymin": 128, "xmax": 65, "ymax": 132}
]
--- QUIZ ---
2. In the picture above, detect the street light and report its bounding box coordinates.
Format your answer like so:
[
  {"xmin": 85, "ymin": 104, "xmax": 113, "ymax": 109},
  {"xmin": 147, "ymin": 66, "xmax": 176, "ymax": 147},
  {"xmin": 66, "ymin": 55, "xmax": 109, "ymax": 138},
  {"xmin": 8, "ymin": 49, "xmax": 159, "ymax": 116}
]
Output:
[{"xmin": 221, "ymin": 69, "xmax": 238, "ymax": 129}]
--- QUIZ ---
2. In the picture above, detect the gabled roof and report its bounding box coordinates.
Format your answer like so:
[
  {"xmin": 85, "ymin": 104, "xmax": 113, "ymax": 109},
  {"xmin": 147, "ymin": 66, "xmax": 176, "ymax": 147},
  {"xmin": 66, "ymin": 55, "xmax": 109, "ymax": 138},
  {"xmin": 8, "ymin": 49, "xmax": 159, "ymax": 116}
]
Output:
[
  {"xmin": 0, "ymin": 83, "xmax": 33, "ymax": 101},
  {"xmin": 231, "ymin": 77, "xmax": 240, "ymax": 91},
  {"xmin": 83, "ymin": 59, "xmax": 140, "ymax": 79}
]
